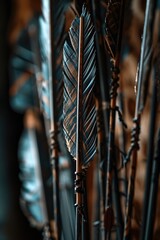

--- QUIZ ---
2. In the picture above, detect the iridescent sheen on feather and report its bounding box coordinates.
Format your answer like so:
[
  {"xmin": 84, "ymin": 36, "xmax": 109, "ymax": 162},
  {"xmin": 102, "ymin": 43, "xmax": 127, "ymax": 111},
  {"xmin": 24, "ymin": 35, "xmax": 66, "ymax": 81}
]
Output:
[{"xmin": 63, "ymin": 6, "xmax": 97, "ymax": 166}]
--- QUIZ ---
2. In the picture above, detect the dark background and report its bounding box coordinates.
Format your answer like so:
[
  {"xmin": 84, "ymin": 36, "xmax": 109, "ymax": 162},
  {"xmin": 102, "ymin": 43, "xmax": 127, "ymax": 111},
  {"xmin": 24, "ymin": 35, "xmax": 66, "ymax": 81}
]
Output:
[{"xmin": 0, "ymin": 1, "xmax": 41, "ymax": 239}]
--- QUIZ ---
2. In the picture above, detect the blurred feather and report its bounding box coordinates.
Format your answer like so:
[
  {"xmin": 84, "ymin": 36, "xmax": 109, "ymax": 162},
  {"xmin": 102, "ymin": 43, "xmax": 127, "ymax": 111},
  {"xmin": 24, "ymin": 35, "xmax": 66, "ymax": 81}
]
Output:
[
  {"xmin": 9, "ymin": 16, "xmax": 49, "ymax": 117},
  {"xmin": 63, "ymin": 5, "xmax": 97, "ymax": 166},
  {"xmin": 9, "ymin": 17, "xmax": 38, "ymax": 113},
  {"xmin": 9, "ymin": 0, "xmax": 41, "ymax": 45},
  {"xmin": 19, "ymin": 129, "xmax": 47, "ymax": 228},
  {"xmin": 39, "ymin": 2, "xmax": 77, "ymax": 238},
  {"xmin": 18, "ymin": 113, "xmax": 54, "ymax": 229},
  {"xmin": 105, "ymin": 0, "xmax": 122, "ymax": 60},
  {"xmin": 39, "ymin": 0, "xmax": 74, "ymax": 122}
]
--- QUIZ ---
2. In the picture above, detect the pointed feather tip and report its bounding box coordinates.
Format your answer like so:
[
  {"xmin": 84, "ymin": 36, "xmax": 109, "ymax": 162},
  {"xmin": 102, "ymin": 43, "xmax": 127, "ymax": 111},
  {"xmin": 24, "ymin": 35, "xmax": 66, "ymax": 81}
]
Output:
[
  {"xmin": 68, "ymin": 4, "xmax": 92, "ymax": 27},
  {"xmin": 81, "ymin": 4, "xmax": 92, "ymax": 25},
  {"xmin": 67, "ymin": 5, "xmax": 95, "ymax": 55},
  {"xmin": 68, "ymin": 4, "xmax": 91, "ymax": 32},
  {"xmin": 82, "ymin": 4, "xmax": 87, "ymax": 16},
  {"xmin": 81, "ymin": 5, "xmax": 95, "ymax": 43}
]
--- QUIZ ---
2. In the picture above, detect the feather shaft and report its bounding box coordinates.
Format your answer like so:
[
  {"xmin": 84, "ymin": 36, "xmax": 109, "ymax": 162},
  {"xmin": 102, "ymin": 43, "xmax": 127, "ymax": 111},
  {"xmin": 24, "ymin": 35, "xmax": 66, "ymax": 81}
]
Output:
[
  {"xmin": 49, "ymin": 7, "xmax": 61, "ymax": 240},
  {"xmin": 76, "ymin": 16, "xmax": 84, "ymax": 207}
]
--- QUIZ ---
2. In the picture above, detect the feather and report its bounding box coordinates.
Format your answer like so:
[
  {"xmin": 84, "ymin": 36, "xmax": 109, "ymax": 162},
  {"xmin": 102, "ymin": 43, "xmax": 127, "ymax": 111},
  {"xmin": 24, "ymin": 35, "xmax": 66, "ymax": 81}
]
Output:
[
  {"xmin": 52, "ymin": 0, "xmax": 70, "ymax": 122},
  {"xmin": 9, "ymin": 13, "xmax": 55, "ymax": 237},
  {"xmin": 63, "ymin": 5, "xmax": 97, "ymax": 166},
  {"xmin": 39, "ymin": 0, "xmax": 74, "ymax": 122},
  {"xmin": 18, "ymin": 111, "xmax": 54, "ymax": 229},
  {"xmin": 9, "ymin": 17, "xmax": 38, "ymax": 113},
  {"xmin": 19, "ymin": 128, "xmax": 47, "ymax": 228},
  {"xmin": 9, "ymin": 16, "xmax": 50, "ymax": 118},
  {"xmin": 43, "ymin": 1, "xmax": 77, "ymax": 238},
  {"xmin": 105, "ymin": 0, "xmax": 123, "ymax": 61}
]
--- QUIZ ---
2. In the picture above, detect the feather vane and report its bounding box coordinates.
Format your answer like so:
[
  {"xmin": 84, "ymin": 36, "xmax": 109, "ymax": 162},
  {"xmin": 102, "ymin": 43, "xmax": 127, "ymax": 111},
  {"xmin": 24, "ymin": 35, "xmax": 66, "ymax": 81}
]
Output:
[
  {"xmin": 63, "ymin": 6, "xmax": 97, "ymax": 166},
  {"xmin": 105, "ymin": 0, "xmax": 122, "ymax": 60},
  {"xmin": 40, "ymin": 0, "xmax": 72, "ymax": 122}
]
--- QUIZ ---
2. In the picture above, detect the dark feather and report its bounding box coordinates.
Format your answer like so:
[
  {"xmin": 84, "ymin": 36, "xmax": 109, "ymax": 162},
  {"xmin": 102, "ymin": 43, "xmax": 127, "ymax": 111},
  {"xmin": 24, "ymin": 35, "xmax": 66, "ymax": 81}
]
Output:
[
  {"xmin": 53, "ymin": 0, "xmax": 70, "ymax": 122},
  {"xmin": 63, "ymin": 6, "xmax": 97, "ymax": 166},
  {"xmin": 105, "ymin": 0, "xmax": 122, "ymax": 60},
  {"xmin": 39, "ymin": 0, "xmax": 72, "ymax": 122}
]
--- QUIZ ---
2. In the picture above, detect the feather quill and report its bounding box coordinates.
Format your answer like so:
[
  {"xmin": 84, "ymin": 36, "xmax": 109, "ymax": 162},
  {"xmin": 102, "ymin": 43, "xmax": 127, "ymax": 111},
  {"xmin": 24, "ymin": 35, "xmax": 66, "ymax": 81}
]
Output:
[{"xmin": 63, "ymin": 5, "xmax": 97, "ymax": 167}]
